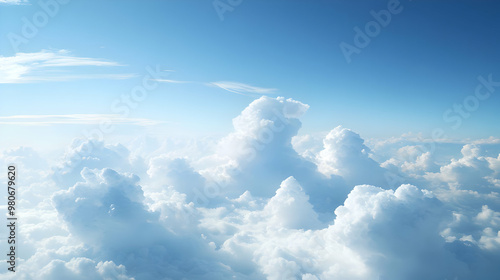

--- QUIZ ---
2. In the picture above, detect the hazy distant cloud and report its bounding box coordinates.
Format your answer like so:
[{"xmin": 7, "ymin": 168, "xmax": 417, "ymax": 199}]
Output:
[
  {"xmin": 424, "ymin": 144, "xmax": 495, "ymax": 192},
  {"xmin": 472, "ymin": 136, "xmax": 500, "ymax": 145},
  {"xmin": 209, "ymin": 81, "xmax": 277, "ymax": 96},
  {"xmin": 0, "ymin": 114, "xmax": 162, "ymax": 126},
  {"xmin": 0, "ymin": 50, "xmax": 134, "ymax": 83},
  {"xmin": 381, "ymin": 145, "xmax": 439, "ymax": 176}
]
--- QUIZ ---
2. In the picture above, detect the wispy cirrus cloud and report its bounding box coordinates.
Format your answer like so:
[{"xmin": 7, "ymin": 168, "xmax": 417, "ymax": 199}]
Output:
[
  {"xmin": 153, "ymin": 77, "xmax": 278, "ymax": 97},
  {"xmin": 0, "ymin": 0, "xmax": 27, "ymax": 4},
  {"xmin": 208, "ymin": 81, "xmax": 277, "ymax": 96},
  {"xmin": 0, "ymin": 50, "xmax": 136, "ymax": 83},
  {"xmin": 151, "ymin": 78, "xmax": 191, "ymax": 84},
  {"xmin": 0, "ymin": 114, "xmax": 163, "ymax": 126}
]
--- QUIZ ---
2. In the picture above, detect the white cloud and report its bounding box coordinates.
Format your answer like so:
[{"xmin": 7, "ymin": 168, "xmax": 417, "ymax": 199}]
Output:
[
  {"xmin": 0, "ymin": 0, "xmax": 26, "ymax": 4},
  {"xmin": 262, "ymin": 176, "xmax": 321, "ymax": 229},
  {"xmin": 37, "ymin": 258, "xmax": 135, "ymax": 280},
  {"xmin": 148, "ymin": 77, "xmax": 278, "ymax": 97},
  {"xmin": 329, "ymin": 184, "xmax": 471, "ymax": 280},
  {"xmin": 0, "ymin": 50, "xmax": 134, "ymax": 83},
  {"xmin": 209, "ymin": 81, "xmax": 277, "ymax": 96},
  {"xmin": 291, "ymin": 133, "xmax": 325, "ymax": 161},
  {"xmin": 424, "ymin": 144, "xmax": 494, "ymax": 192},
  {"xmin": 51, "ymin": 139, "xmax": 135, "ymax": 188},
  {"xmin": 202, "ymin": 96, "xmax": 351, "ymax": 217},
  {"xmin": 380, "ymin": 145, "xmax": 440, "ymax": 177},
  {"xmin": 2, "ymin": 96, "xmax": 500, "ymax": 280},
  {"xmin": 149, "ymin": 78, "xmax": 278, "ymax": 97},
  {"xmin": 152, "ymin": 78, "xmax": 191, "ymax": 84},
  {"xmin": 147, "ymin": 156, "xmax": 206, "ymax": 203},
  {"xmin": 0, "ymin": 114, "xmax": 163, "ymax": 126},
  {"xmin": 472, "ymin": 136, "xmax": 500, "ymax": 145},
  {"xmin": 317, "ymin": 126, "xmax": 387, "ymax": 186},
  {"xmin": 50, "ymin": 167, "xmax": 247, "ymax": 279},
  {"xmin": 214, "ymin": 181, "xmax": 475, "ymax": 279}
]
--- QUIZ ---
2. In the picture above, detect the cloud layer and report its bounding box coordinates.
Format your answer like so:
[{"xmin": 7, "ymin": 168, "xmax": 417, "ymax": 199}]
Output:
[{"xmin": 1, "ymin": 96, "xmax": 500, "ymax": 279}]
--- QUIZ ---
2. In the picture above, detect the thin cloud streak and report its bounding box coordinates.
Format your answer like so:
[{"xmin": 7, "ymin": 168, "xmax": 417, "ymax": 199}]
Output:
[
  {"xmin": 0, "ymin": 114, "xmax": 164, "ymax": 126},
  {"xmin": 153, "ymin": 78, "xmax": 278, "ymax": 97},
  {"xmin": 0, "ymin": 49, "xmax": 133, "ymax": 83},
  {"xmin": 22, "ymin": 73, "xmax": 139, "ymax": 82},
  {"xmin": 0, "ymin": 0, "xmax": 26, "ymax": 4},
  {"xmin": 152, "ymin": 79, "xmax": 193, "ymax": 84},
  {"xmin": 209, "ymin": 81, "xmax": 277, "ymax": 96}
]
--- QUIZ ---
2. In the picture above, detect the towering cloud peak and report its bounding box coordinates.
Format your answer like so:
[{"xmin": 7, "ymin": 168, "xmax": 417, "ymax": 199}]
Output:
[
  {"xmin": 263, "ymin": 176, "xmax": 321, "ymax": 229},
  {"xmin": 220, "ymin": 96, "xmax": 310, "ymax": 162},
  {"xmin": 317, "ymin": 126, "xmax": 387, "ymax": 186}
]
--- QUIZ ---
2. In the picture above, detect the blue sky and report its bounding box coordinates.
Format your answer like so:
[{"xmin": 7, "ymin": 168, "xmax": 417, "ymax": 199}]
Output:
[
  {"xmin": 3, "ymin": 2, "xmax": 500, "ymax": 279},
  {"xmin": 1, "ymin": 0, "xmax": 500, "ymax": 147}
]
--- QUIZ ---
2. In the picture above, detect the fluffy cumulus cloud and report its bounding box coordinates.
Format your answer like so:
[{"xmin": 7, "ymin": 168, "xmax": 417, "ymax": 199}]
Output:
[
  {"xmin": 38, "ymin": 258, "xmax": 134, "ymax": 280},
  {"xmin": 317, "ymin": 126, "xmax": 387, "ymax": 187},
  {"xmin": 51, "ymin": 167, "xmax": 241, "ymax": 279},
  {"xmin": 381, "ymin": 145, "xmax": 439, "ymax": 175},
  {"xmin": 207, "ymin": 96, "xmax": 350, "ymax": 215},
  {"xmin": 330, "ymin": 184, "xmax": 467, "ymax": 280},
  {"xmin": 425, "ymin": 144, "xmax": 495, "ymax": 191},
  {"xmin": 1, "ymin": 96, "xmax": 500, "ymax": 279},
  {"xmin": 262, "ymin": 177, "xmax": 321, "ymax": 230}
]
